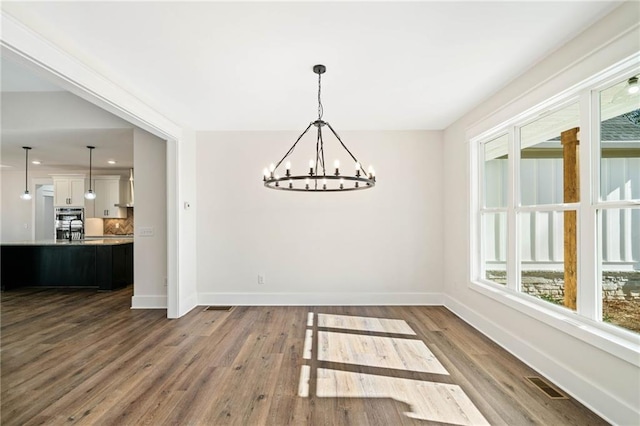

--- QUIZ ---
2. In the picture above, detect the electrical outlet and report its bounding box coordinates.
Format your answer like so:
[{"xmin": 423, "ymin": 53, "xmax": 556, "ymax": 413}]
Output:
[{"xmin": 257, "ymin": 274, "xmax": 265, "ymax": 285}]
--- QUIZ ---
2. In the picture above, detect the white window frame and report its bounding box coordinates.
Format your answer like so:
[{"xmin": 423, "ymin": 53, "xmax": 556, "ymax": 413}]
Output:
[
  {"xmin": 470, "ymin": 56, "xmax": 640, "ymax": 365},
  {"xmin": 478, "ymin": 132, "xmax": 510, "ymax": 286}
]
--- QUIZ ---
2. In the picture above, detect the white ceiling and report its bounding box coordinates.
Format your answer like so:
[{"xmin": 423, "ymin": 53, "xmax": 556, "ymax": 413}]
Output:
[
  {"xmin": 1, "ymin": 128, "xmax": 134, "ymax": 172},
  {"xmin": 0, "ymin": 1, "xmax": 621, "ymax": 131},
  {"xmin": 1, "ymin": 59, "xmax": 134, "ymax": 171},
  {"xmin": 0, "ymin": 58, "xmax": 64, "ymax": 93}
]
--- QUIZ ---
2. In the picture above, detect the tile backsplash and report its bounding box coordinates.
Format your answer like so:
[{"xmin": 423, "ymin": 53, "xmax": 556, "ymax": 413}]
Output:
[{"xmin": 104, "ymin": 208, "xmax": 134, "ymax": 235}]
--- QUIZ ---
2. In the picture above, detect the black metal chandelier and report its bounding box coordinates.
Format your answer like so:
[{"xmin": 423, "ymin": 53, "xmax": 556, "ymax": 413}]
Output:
[{"xmin": 263, "ymin": 64, "xmax": 376, "ymax": 192}]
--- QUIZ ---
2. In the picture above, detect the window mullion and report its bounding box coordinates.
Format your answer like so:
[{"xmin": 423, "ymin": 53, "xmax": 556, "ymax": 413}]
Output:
[
  {"xmin": 477, "ymin": 142, "xmax": 485, "ymax": 282},
  {"xmin": 577, "ymin": 89, "xmax": 598, "ymax": 320},
  {"xmin": 507, "ymin": 126, "xmax": 519, "ymax": 291}
]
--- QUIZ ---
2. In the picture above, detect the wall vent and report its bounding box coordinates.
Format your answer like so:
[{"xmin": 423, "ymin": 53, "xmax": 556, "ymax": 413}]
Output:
[
  {"xmin": 203, "ymin": 306, "xmax": 234, "ymax": 311},
  {"xmin": 525, "ymin": 376, "xmax": 568, "ymax": 399}
]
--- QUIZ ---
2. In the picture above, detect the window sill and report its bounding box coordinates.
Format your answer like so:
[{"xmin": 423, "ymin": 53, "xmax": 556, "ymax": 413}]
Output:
[{"xmin": 470, "ymin": 279, "xmax": 640, "ymax": 366}]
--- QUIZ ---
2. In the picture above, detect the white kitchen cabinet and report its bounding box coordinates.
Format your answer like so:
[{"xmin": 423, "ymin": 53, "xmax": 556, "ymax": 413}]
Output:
[
  {"xmin": 93, "ymin": 177, "xmax": 126, "ymax": 219},
  {"xmin": 53, "ymin": 176, "xmax": 85, "ymax": 207}
]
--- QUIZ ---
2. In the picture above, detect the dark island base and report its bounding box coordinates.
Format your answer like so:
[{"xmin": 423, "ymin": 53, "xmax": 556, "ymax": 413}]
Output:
[{"xmin": 1, "ymin": 243, "xmax": 133, "ymax": 291}]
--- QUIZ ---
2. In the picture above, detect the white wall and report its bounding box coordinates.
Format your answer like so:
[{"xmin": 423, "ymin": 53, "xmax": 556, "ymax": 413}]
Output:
[
  {"xmin": 196, "ymin": 130, "xmax": 443, "ymax": 305},
  {"xmin": 1, "ymin": 171, "xmax": 36, "ymax": 241},
  {"xmin": 132, "ymin": 128, "xmax": 167, "ymax": 308},
  {"xmin": 442, "ymin": 2, "xmax": 640, "ymax": 425}
]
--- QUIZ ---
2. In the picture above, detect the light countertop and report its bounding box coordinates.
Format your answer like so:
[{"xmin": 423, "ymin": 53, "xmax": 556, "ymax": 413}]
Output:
[{"xmin": 2, "ymin": 238, "xmax": 133, "ymax": 246}]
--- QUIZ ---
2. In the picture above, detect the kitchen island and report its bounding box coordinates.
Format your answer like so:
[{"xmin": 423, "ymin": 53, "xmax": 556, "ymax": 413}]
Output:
[{"xmin": 1, "ymin": 238, "xmax": 133, "ymax": 291}]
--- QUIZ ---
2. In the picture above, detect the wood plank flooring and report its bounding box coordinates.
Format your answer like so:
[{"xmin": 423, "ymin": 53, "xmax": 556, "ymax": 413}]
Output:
[{"xmin": 1, "ymin": 287, "xmax": 607, "ymax": 425}]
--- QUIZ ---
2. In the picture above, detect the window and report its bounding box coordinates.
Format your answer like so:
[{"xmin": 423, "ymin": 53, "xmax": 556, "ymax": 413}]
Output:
[
  {"xmin": 481, "ymin": 134, "xmax": 508, "ymax": 284},
  {"xmin": 598, "ymin": 78, "xmax": 640, "ymax": 334},
  {"xmin": 475, "ymin": 69, "xmax": 639, "ymax": 335},
  {"xmin": 519, "ymin": 103, "xmax": 580, "ymax": 310}
]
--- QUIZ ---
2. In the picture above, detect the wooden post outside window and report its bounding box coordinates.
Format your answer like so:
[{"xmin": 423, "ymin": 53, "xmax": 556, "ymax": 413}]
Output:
[{"xmin": 561, "ymin": 127, "xmax": 579, "ymax": 310}]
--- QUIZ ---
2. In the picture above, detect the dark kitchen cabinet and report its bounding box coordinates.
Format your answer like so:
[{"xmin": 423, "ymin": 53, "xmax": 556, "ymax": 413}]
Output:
[{"xmin": 1, "ymin": 242, "xmax": 133, "ymax": 291}]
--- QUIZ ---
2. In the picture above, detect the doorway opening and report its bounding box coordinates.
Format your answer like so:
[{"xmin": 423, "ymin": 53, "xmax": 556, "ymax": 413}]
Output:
[{"xmin": 34, "ymin": 184, "xmax": 54, "ymax": 240}]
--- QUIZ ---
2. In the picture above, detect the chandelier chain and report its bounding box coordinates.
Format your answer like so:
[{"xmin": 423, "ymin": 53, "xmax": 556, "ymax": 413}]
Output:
[{"xmin": 317, "ymin": 71, "xmax": 323, "ymax": 120}]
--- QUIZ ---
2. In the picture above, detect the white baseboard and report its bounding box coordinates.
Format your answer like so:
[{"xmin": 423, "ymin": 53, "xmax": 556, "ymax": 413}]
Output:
[
  {"xmin": 178, "ymin": 293, "xmax": 198, "ymax": 317},
  {"xmin": 198, "ymin": 292, "xmax": 443, "ymax": 306},
  {"xmin": 131, "ymin": 295, "xmax": 168, "ymax": 309},
  {"xmin": 443, "ymin": 294, "xmax": 636, "ymax": 426}
]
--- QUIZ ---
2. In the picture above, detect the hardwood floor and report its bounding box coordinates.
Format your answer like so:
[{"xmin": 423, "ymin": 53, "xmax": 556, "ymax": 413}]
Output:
[{"xmin": 1, "ymin": 287, "xmax": 607, "ymax": 425}]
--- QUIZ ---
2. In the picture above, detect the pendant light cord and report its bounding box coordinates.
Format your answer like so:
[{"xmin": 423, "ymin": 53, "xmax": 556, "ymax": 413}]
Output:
[
  {"xmin": 87, "ymin": 146, "xmax": 94, "ymax": 192},
  {"xmin": 24, "ymin": 148, "xmax": 29, "ymax": 191}
]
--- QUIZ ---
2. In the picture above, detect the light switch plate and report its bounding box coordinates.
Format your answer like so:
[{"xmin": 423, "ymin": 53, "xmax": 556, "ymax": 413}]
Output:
[{"xmin": 139, "ymin": 227, "xmax": 154, "ymax": 237}]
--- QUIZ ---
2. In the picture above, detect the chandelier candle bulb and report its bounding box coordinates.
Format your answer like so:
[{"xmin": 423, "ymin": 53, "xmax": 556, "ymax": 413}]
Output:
[
  {"xmin": 322, "ymin": 178, "xmax": 327, "ymax": 190},
  {"xmin": 340, "ymin": 178, "xmax": 344, "ymax": 190},
  {"xmin": 305, "ymin": 178, "xmax": 310, "ymax": 190},
  {"xmin": 263, "ymin": 168, "xmax": 269, "ymax": 181},
  {"xmin": 289, "ymin": 180, "xmax": 293, "ymax": 189},
  {"xmin": 334, "ymin": 160, "xmax": 340, "ymax": 175},
  {"xmin": 285, "ymin": 161, "xmax": 291, "ymax": 177},
  {"xmin": 368, "ymin": 165, "xmax": 375, "ymax": 179}
]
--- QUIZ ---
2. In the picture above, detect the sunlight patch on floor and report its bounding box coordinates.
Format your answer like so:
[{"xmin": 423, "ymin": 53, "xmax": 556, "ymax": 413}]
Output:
[
  {"xmin": 298, "ymin": 365, "xmax": 310, "ymax": 397},
  {"xmin": 318, "ymin": 331, "xmax": 448, "ymax": 374},
  {"xmin": 301, "ymin": 312, "xmax": 489, "ymax": 425},
  {"xmin": 317, "ymin": 313, "xmax": 416, "ymax": 335},
  {"xmin": 316, "ymin": 368, "xmax": 489, "ymax": 425}
]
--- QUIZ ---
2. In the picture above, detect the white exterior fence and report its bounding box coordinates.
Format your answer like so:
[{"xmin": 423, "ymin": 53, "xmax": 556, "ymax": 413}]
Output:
[{"xmin": 485, "ymin": 157, "xmax": 640, "ymax": 271}]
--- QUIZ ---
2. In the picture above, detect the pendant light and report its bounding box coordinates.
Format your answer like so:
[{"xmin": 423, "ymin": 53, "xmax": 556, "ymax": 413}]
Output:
[
  {"xmin": 84, "ymin": 146, "xmax": 97, "ymax": 200},
  {"xmin": 262, "ymin": 64, "xmax": 376, "ymax": 192},
  {"xmin": 19, "ymin": 146, "xmax": 32, "ymax": 201},
  {"xmin": 627, "ymin": 76, "xmax": 639, "ymax": 94},
  {"xmin": 612, "ymin": 75, "xmax": 639, "ymax": 104}
]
